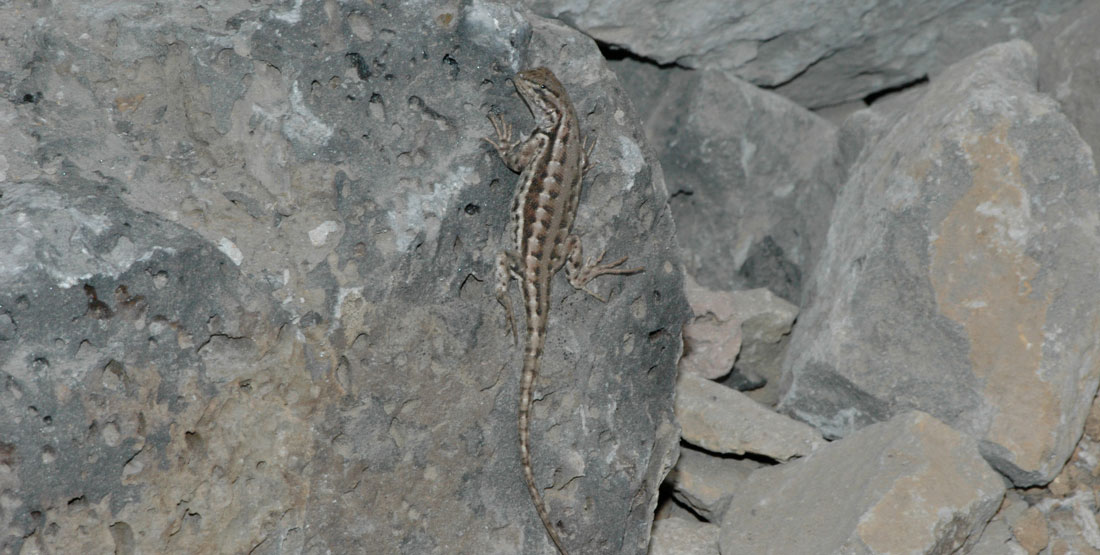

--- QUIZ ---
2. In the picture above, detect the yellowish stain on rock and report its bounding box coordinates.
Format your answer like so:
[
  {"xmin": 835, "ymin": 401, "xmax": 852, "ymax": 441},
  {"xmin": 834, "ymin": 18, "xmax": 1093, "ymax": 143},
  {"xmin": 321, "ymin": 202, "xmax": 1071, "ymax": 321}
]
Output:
[
  {"xmin": 857, "ymin": 414, "xmax": 998, "ymax": 553},
  {"xmin": 929, "ymin": 119, "xmax": 1055, "ymax": 472}
]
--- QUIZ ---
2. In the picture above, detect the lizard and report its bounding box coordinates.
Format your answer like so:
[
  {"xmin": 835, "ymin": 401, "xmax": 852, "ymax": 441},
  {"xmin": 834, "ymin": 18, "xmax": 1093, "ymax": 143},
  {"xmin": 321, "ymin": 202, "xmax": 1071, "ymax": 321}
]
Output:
[{"xmin": 483, "ymin": 66, "xmax": 642, "ymax": 554}]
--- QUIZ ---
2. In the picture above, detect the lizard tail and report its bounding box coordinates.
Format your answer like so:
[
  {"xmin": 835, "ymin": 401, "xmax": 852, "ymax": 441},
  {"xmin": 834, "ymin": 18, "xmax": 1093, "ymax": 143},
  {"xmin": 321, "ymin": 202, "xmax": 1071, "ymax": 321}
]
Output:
[
  {"xmin": 519, "ymin": 283, "xmax": 569, "ymax": 554},
  {"xmin": 520, "ymin": 352, "xmax": 569, "ymax": 555}
]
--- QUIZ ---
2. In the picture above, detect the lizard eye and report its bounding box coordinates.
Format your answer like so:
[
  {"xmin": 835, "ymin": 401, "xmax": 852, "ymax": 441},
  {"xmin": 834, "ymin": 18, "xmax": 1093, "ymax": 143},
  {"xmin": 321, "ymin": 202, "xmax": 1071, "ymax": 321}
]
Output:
[{"xmin": 539, "ymin": 84, "xmax": 546, "ymax": 90}]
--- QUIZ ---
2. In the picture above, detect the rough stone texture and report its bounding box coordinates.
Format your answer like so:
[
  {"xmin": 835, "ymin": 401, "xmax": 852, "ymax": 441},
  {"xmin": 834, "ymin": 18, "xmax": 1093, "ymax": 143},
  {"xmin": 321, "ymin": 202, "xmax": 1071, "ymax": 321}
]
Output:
[
  {"xmin": 969, "ymin": 516, "xmax": 1028, "ymax": 555},
  {"xmin": 1, "ymin": 180, "xmax": 290, "ymax": 554},
  {"xmin": 0, "ymin": 2, "xmax": 689, "ymax": 553},
  {"xmin": 609, "ymin": 59, "xmax": 841, "ymax": 302},
  {"xmin": 720, "ymin": 411, "xmax": 1006, "ymax": 554},
  {"xmin": 529, "ymin": 0, "xmax": 1082, "ymax": 108},
  {"xmin": 1035, "ymin": 491, "xmax": 1100, "ymax": 553},
  {"xmin": 676, "ymin": 373, "xmax": 823, "ymax": 461},
  {"xmin": 778, "ymin": 40, "xmax": 1100, "ymax": 487},
  {"xmin": 665, "ymin": 447, "xmax": 760, "ymax": 522},
  {"xmin": 648, "ymin": 517, "xmax": 719, "ymax": 555},
  {"xmin": 1033, "ymin": 2, "xmax": 1100, "ymax": 163}
]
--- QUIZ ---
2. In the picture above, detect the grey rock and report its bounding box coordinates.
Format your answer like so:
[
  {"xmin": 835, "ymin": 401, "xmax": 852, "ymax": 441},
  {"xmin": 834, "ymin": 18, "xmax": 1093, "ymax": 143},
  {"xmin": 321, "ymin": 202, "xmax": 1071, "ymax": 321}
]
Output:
[
  {"xmin": 719, "ymin": 411, "xmax": 1005, "ymax": 554},
  {"xmin": 665, "ymin": 447, "xmax": 760, "ymax": 522},
  {"xmin": 648, "ymin": 517, "xmax": 719, "ymax": 555},
  {"xmin": 0, "ymin": 2, "xmax": 688, "ymax": 553},
  {"xmin": 533, "ymin": 0, "xmax": 1082, "ymax": 108},
  {"xmin": 1033, "ymin": 2, "xmax": 1100, "ymax": 164},
  {"xmin": 727, "ymin": 288, "xmax": 798, "ymax": 404},
  {"xmin": 779, "ymin": 40, "xmax": 1100, "ymax": 487},
  {"xmin": 610, "ymin": 61, "xmax": 840, "ymax": 299},
  {"xmin": 676, "ymin": 373, "xmax": 824, "ymax": 461}
]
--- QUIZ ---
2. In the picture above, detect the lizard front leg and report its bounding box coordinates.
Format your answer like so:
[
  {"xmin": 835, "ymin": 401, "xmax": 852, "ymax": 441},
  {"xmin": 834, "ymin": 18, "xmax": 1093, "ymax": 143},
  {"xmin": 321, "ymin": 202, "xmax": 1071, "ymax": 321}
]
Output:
[
  {"xmin": 563, "ymin": 235, "xmax": 643, "ymax": 302},
  {"xmin": 484, "ymin": 114, "xmax": 545, "ymax": 173}
]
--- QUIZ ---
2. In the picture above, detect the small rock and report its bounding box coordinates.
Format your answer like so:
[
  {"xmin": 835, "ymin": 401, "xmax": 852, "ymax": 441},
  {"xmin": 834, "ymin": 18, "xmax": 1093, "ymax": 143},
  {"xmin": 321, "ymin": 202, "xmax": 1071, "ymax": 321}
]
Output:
[
  {"xmin": 676, "ymin": 372, "xmax": 824, "ymax": 461},
  {"xmin": 666, "ymin": 447, "xmax": 761, "ymax": 521},
  {"xmin": 679, "ymin": 277, "xmax": 743, "ymax": 380},
  {"xmin": 679, "ymin": 278, "xmax": 798, "ymax": 382}
]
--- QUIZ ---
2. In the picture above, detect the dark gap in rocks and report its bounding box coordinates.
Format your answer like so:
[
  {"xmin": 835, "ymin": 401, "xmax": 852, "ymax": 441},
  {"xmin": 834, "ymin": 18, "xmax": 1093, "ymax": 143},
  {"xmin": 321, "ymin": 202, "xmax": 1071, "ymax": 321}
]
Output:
[
  {"xmin": 595, "ymin": 39, "xmax": 685, "ymax": 69},
  {"xmin": 656, "ymin": 479, "xmax": 710, "ymax": 522},
  {"xmin": 863, "ymin": 75, "xmax": 929, "ymax": 106},
  {"xmin": 679, "ymin": 439, "xmax": 788, "ymax": 465}
]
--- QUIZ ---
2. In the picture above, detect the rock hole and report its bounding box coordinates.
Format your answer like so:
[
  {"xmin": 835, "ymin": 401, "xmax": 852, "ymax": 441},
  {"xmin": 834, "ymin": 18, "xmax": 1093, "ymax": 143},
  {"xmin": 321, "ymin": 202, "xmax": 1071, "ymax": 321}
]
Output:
[
  {"xmin": 109, "ymin": 521, "xmax": 135, "ymax": 555},
  {"xmin": 184, "ymin": 431, "xmax": 205, "ymax": 455},
  {"xmin": 83, "ymin": 284, "xmax": 113, "ymax": 319},
  {"xmin": 346, "ymin": 52, "xmax": 370, "ymax": 80}
]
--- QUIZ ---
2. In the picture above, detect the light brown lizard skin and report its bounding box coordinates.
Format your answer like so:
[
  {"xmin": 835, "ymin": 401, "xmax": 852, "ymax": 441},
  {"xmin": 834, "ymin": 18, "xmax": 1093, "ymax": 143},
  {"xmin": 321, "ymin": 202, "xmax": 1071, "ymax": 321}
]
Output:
[{"xmin": 484, "ymin": 67, "xmax": 642, "ymax": 555}]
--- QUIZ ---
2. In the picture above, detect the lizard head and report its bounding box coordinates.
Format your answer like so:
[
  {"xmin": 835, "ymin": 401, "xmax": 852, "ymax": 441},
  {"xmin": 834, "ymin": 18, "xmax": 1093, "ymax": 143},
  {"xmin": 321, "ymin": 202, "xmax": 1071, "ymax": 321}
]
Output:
[{"xmin": 514, "ymin": 67, "xmax": 570, "ymax": 128}]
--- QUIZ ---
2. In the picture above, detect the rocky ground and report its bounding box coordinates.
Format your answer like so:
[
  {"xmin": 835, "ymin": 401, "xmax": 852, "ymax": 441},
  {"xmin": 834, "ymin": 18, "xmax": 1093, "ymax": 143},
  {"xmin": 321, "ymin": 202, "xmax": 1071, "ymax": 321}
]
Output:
[
  {"xmin": 622, "ymin": 1, "xmax": 1100, "ymax": 553},
  {"xmin": 1, "ymin": 1, "xmax": 1098, "ymax": 554}
]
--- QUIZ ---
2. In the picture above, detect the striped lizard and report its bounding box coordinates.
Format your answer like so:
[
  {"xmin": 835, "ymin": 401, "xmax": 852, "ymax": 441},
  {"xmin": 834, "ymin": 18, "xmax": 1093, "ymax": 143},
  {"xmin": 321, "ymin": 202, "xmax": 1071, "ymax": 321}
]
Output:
[{"xmin": 484, "ymin": 67, "xmax": 642, "ymax": 554}]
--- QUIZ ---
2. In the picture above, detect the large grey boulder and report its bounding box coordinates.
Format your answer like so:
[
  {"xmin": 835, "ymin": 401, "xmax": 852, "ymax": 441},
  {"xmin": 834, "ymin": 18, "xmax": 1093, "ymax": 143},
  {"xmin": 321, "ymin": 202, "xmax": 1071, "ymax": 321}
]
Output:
[
  {"xmin": 610, "ymin": 61, "xmax": 841, "ymax": 300},
  {"xmin": 0, "ymin": 2, "xmax": 688, "ymax": 553},
  {"xmin": 779, "ymin": 40, "xmax": 1100, "ymax": 487},
  {"xmin": 527, "ymin": 0, "xmax": 1082, "ymax": 107}
]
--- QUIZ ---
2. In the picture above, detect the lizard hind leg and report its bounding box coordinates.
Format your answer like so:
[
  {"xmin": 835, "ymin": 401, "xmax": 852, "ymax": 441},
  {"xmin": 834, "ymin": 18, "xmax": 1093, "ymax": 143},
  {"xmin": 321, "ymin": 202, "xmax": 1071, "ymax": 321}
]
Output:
[
  {"xmin": 581, "ymin": 134, "xmax": 597, "ymax": 176},
  {"xmin": 496, "ymin": 251, "xmax": 522, "ymax": 345},
  {"xmin": 563, "ymin": 235, "xmax": 644, "ymax": 302}
]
